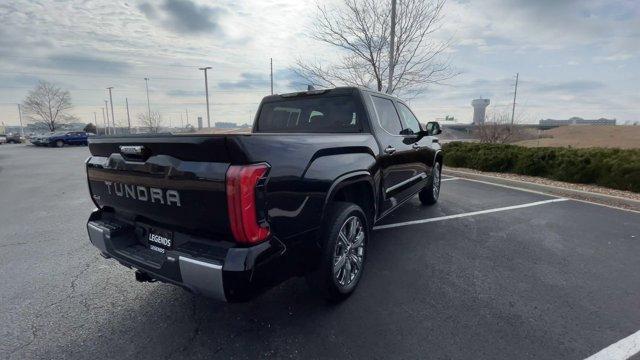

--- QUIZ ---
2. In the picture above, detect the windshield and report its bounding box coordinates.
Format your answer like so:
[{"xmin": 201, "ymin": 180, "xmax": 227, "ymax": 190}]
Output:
[{"xmin": 256, "ymin": 95, "xmax": 363, "ymax": 133}]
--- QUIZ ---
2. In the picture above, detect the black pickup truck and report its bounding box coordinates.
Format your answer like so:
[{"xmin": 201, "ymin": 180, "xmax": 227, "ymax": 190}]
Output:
[{"xmin": 85, "ymin": 87, "xmax": 442, "ymax": 302}]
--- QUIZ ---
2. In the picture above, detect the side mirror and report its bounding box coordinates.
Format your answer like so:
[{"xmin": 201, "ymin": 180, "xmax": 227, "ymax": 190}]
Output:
[{"xmin": 425, "ymin": 121, "xmax": 442, "ymax": 136}]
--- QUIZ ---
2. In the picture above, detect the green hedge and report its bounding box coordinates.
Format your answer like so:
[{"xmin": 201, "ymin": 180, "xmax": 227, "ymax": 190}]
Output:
[{"xmin": 442, "ymin": 142, "xmax": 640, "ymax": 193}]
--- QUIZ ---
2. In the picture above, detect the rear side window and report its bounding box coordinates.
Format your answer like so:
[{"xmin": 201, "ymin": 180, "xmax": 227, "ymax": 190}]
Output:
[
  {"xmin": 256, "ymin": 95, "xmax": 362, "ymax": 133},
  {"xmin": 371, "ymin": 96, "xmax": 402, "ymax": 136}
]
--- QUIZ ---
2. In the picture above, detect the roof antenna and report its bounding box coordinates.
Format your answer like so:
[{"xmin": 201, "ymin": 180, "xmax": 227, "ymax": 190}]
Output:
[{"xmin": 307, "ymin": 85, "xmax": 316, "ymax": 91}]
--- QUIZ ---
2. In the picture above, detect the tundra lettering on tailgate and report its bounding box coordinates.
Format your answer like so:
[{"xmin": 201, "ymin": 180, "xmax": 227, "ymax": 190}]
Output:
[{"xmin": 103, "ymin": 181, "xmax": 181, "ymax": 207}]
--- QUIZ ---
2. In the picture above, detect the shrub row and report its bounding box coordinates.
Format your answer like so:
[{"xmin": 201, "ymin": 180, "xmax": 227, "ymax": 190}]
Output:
[{"xmin": 442, "ymin": 142, "xmax": 640, "ymax": 193}]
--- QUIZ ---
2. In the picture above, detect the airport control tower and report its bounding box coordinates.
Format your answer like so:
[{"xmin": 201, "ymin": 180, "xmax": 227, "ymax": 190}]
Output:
[{"xmin": 471, "ymin": 98, "xmax": 490, "ymax": 125}]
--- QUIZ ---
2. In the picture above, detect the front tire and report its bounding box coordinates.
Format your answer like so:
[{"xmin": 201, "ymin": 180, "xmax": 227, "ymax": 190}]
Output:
[
  {"xmin": 307, "ymin": 202, "xmax": 368, "ymax": 302},
  {"xmin": 55, "ymin": 140, "xmax": 64, "ymax": 148},
  {"xmin": 419, "ymin": 162, "xmax": 441, "ymax": 205}
]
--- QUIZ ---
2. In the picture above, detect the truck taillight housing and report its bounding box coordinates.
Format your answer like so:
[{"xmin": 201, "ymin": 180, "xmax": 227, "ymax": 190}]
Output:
[{"xmin": 226, "ymin": 163, "xmax": 270, "ymax": 245}]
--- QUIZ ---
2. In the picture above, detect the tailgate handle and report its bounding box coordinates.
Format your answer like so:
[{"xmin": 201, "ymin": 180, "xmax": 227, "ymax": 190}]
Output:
[{"xmin": 119, "ymin": 145, "xmax": 151, "ymax": 161}]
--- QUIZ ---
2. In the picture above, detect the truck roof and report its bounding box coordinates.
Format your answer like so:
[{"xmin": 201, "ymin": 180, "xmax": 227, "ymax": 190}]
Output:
[{"xmin": 263, "ymin": 86, "xmax": 402, "ymax": 103}]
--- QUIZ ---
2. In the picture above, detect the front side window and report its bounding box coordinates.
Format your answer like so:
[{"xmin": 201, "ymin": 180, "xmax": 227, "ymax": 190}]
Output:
[
  {"xmin": 397, "ymin": 103, "xmax": 421, "ymax": 134},
  {"xmin": 257, "ymin": 96, "xmax": 362, "ymax": 133},
  {"xmin": 371, "ymin": 96, "xmax": 402, "ymax": 135}
]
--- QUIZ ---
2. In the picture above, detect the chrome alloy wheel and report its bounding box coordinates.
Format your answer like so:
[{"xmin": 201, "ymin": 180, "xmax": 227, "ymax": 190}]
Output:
[
  {"xmin": 432, "ymin": 163, "xmax": 441, "ymax": 199},
  {"xmin": 333, "ymin": 216, "xmax": 365, "ymax": 287}
]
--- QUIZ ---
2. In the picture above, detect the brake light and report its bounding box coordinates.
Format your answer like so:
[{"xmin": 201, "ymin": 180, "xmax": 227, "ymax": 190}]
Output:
[{"xmin": 226, "ymin": 163, "xmax": 270, "ymax": 244}]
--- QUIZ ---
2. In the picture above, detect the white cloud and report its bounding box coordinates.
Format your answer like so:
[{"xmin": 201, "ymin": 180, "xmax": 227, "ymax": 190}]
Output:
[{"xmin": 0, "ymin": 0, "xmax": 637, "ymax": 126}]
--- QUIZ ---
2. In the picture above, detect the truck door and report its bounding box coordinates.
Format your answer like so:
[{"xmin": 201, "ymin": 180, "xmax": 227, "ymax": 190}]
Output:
[
  {"xmin": 369, "ymin": 95, "xmax": 426, "ymax": 216},
  {"xmin": 396, "ymin": 102, "xmax": 435, "ymax": 177}
]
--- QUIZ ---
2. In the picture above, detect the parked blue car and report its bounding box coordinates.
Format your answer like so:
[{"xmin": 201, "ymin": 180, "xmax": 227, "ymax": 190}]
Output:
[{"xmin": 30, "ymin": 131, "xmax": 92, "ymax": 147}]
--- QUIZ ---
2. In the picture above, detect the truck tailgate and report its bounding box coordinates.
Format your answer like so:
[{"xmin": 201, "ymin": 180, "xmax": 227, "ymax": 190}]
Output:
[{"xmin": 87, "ymin": 135, "xmax": 232, "ymax": 237}]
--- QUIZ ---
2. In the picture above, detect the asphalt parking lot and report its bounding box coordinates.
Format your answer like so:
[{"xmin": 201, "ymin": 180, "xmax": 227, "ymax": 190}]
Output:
[{"xmin": 2, "ymin": 144, "xmax": 639, "ymax": 360}]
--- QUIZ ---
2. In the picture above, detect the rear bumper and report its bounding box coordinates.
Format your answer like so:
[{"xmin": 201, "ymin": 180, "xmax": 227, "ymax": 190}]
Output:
[{"xmin": 87, "ymin": 209, "xmax": 289, "ymax": 302}]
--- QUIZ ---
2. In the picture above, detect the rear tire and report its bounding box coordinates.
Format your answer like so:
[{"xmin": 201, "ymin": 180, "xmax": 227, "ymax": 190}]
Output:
[
  {"xmin": 306, "ymin": 202, "xmax": 368, "ymax": 302},
  {"xmin": 419, "ymin": 162, "xmax": 441, "ymax": 205},
  {"xmin": 55, "ymin": 140, "xmax": 64, "ymax": 148}
]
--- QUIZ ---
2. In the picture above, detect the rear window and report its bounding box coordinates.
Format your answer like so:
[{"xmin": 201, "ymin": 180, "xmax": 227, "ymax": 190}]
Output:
[{"xmin": 256, "ymin": 95, "xmax": 363, "ymax": 133}]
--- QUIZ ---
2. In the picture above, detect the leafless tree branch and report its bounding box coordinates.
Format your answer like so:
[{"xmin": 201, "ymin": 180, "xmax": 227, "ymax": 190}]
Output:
[
  {"xmin": 22, "ymin": 81, "xmax": 73, "ymax": 131},
  {"xmin": 294, "ymin": 0, "xmax": 458, "ymax": 96},
  {"xmin": 475, "ymin": 112, "xmax": 524, "ymax": 144},
  {"xmin": 137, "ymin": 111, "xmax": 163, "ymax": 133}
]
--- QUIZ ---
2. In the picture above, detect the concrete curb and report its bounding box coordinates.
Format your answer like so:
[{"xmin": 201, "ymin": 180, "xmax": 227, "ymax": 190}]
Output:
[{"xmin": 443, "ymin": 168, "xmax": 640, "ymax": 213}]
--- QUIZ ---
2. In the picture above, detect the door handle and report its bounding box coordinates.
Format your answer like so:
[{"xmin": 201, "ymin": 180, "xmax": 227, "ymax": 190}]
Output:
[
  {"xmin": 384, "ymin": 145, "xmax": 396, "ymax": 154},
  {"xmin": 412, "ymin": 143, "xmax": 421, "ymax": 149}
]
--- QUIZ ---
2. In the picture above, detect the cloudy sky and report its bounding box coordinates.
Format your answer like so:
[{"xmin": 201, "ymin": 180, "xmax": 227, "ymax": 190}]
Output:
[{"xmin": 0, "ymin": 0, "xmax": 638, "ymax": 127}]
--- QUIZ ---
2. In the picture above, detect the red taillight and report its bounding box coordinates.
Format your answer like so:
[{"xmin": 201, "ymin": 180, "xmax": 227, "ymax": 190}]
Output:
[{"xmin": 226, "ymin": 163, "xmax": 270, "ymax": 245}]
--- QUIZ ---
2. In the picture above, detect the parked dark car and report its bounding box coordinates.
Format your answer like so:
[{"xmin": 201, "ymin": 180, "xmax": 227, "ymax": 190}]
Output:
[
  {"xmin": 5, "ymin": 133, "xmax": 25, "ymax": 144},
  {"xmin": 85, "ymin": 87, "xmax": 443, "ymax": 302},
  {"xmin": 31, "ymin": 131, "xmax": 90, "ymax": 147}
]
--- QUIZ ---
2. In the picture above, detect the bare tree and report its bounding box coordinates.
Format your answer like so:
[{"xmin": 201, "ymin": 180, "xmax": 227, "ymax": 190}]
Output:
[
  {"xmin": 137, "ymin": 111, "xmax": 162, "ymax": 133},
  {"xmin": 83, "ymin": 123, "xmax": 97, "ymax": 134},
  {"xmin": 475, "ymin": 112, "xmax": 525, "ymax": 144},
  {"xmin": 294, "ymin": 0, "xmax": 457, "ymax": 96},
  {"xmin": 22, "ymin": 81, "xmax": 74, "ymax": 131}
]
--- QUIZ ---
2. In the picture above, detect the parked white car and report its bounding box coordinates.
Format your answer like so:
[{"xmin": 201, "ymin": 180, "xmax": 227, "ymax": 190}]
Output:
[{"xmin": 0, "ymin": 135, "xmax": 7, "ymax": 144}]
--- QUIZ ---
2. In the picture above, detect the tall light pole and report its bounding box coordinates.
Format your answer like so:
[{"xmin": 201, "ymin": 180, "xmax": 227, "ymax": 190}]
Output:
[
  {"xmin": 104, "ymin": 100, "xmax": 110, "ymax": 135},
  {"xmin": 17, "ymin": 104, "xmax": 24, "ymax": 137},
  {"xmin": 144, "ymin": 77, "xmax": 151, "ymax": 119},
  {"xmin": 270, "ymin": 58, "xmax": 274, "ymax": 95},
  {"xmin": 511, "ymin": 73, "xmax": 519, "ymax": 125},
  {"xmin": 107, "ymin": 87, "xmax": 115, "ymax": 134},
  {"xmin": 387, "ymin": 0, "xmax": 397, "ymax": 94},
  {"xmin": 93, "ymin": 112, "xmax": 97, "ymax": 133},
  {"xmin": 199, "ymin": 66, "xmax": 212, "ymax": 128},
  {"xmin": 125, "ymin": 97, "xmax": 131, "ymax": 132},
  {"xmin": 101, "ymin": 107, "xmax": 107, "ymax": 135}
]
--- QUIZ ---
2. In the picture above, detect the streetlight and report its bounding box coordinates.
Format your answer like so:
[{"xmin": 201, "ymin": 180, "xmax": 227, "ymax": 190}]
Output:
[
  {"xmin": 17, "ymin": 104, "xmax": 24, "ymax": 137},
  {"xmin": 107, "ymin": 87, "xmax": 115, "ymax": 134},
  {"xmin": 101, "ymin": 108, "xmax": 107, "ymax": 135},
  {"xmin": 144, "ymin": 77, "xmax": 151, "ymax": 119},
  {"xmin": 199, "ymin": 66, "xmax": 212, "ymax": 128},
  {"xmin": 104, "ymin": 100, "xmax": 110, "ymax": 135}
]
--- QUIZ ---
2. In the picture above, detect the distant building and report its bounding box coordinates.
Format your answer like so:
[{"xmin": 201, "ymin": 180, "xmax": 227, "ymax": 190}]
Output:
[
  {"xmin": 197, "ymin": 117, "xmax": 203, "ymax": 130},
  {"xmin": 3, "ymin": 125, "xmax": 23, "ymax": 135},
  {"xmin": 63, "ymin": 122, "xmax": 87, "ymax": 131},
  {"xmin": 215, "ymin": 122, "xmax": 237, "ymax": 128},
  {"xmin": 539, "ymin": 117, "xmax": 616, "ymax": 126},
  {"xmin": 26, "ymin": 123, "xmax": 51, "ymax": 133},
  {"xmin": 435, "ymin": 115, "xmax": 456, "ymax": 122},
  {"xmin": 25, "ymin": 122, "xmax": 87, "ymax": 134}
]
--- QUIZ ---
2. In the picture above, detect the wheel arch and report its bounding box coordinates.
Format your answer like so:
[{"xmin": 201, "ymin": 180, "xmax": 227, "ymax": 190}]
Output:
[
  {"xmin": 323, "ymin": 171, "xmax": 377, "ymax": 229},
  {"xmin": 434, "ymin": 149, "xmax": 443, "ymax": 171}
]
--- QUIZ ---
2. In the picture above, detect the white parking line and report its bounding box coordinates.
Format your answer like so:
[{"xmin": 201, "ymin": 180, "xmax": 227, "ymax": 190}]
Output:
[
  {"xmin": 584, "ymin": 329, "xmax": 640, "ymax": 360},
  {"xmin": 440, "ymin": 177, "xmax": 459, "ymax": 182},
  {"xmin": 373, "ymin": 198, "xmax": 568, "ymax": 230},
  {"xmin": 453, "ymin": 177, "xmax": 563, "ymax": 198}
]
